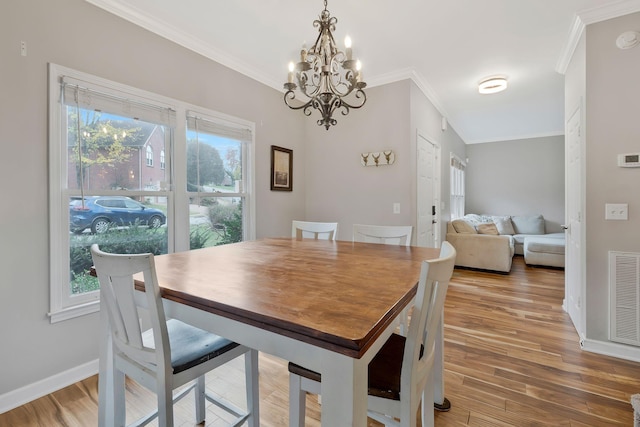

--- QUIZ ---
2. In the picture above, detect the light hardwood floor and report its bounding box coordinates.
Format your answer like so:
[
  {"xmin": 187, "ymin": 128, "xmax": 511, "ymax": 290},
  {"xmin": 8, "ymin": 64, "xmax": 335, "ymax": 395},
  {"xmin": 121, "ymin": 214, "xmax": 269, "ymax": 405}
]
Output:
[{"xmin": 2, "ymin": 256, "xmax": 638, "ymax": 426}]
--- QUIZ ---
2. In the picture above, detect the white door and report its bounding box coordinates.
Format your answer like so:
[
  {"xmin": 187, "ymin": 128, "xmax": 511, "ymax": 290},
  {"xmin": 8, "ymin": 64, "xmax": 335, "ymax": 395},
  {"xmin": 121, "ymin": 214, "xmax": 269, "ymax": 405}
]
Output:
[
  {"xmin": 565, "ymin": 105, "xmax": 584, "ymax": 339},
  {"xmin": 417, "ymin": 134, "xmax": 439, "ymax": 247}
]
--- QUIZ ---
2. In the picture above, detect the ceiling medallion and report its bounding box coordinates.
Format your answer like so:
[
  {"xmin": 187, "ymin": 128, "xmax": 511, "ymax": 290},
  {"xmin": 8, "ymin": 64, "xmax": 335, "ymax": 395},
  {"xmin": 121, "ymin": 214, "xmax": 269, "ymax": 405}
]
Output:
[
  {"xmin": 616, "ymin": 31, "xmax": 640, "ymax": 50},
  {"xmin": 283, "ymin": 0, "xmax": 367, "ymax": 130}
]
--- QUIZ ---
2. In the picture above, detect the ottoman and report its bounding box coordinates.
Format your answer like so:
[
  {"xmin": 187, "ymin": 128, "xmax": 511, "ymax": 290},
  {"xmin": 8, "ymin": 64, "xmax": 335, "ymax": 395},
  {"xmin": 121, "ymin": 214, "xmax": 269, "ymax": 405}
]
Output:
[{"xmin": 523, "ymin": 236, "xmax": 565, "ymax": 268}]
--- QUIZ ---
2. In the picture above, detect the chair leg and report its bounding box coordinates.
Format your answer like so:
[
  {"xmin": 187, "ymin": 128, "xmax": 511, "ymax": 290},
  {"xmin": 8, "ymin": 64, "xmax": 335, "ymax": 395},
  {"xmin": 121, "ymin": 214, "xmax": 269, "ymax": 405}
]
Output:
[
  {"xmin": 420, "ymin": 370, "xmax": 435, "ymax": 427},
  {"xmin": 289, "ymin": 373, "xmax": 306, "ymax": 427},
  {"xmin": 113, "ymin": 369, "xmax": 126, "ymax": 426},
  {"xmin": 194, "ymin": 376, "xmax": 206, "ymax": 424},
  {"xmin": 157, "ymin": 383, "xmax": 174, "ymax": 427},
  {"xmin": 245, "ymin": 349, "xmax": 260, "ymax": 427}
]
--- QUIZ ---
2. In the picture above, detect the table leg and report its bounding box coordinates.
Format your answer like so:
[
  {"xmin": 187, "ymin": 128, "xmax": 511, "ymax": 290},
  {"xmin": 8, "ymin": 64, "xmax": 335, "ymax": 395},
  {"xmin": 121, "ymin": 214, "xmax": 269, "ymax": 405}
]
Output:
[{"xmin": 320, "ymin": 354, "xmax": 368, "ymax": 427}]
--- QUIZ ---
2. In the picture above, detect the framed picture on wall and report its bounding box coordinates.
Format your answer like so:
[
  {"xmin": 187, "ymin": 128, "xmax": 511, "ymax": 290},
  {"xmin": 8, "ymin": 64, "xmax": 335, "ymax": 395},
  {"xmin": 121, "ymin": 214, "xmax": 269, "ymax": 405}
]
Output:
[{"xmin": 270, "ymin": 145, "xmax": 293, "ymax": 191}]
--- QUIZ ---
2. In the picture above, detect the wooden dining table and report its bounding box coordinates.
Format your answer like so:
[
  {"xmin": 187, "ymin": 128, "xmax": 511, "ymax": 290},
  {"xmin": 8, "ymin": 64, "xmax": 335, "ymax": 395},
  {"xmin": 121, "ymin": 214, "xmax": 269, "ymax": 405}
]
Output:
[{"xmin": 97, "ymin": 237, "xmax": 446, "ymax": 426}]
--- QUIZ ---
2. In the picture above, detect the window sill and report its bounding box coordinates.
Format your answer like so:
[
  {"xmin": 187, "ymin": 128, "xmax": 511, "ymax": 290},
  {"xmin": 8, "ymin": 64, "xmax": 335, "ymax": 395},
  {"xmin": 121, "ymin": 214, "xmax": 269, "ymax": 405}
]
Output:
[{"xmin": 49, "ymin": 300, "xmax": 99, "ymax": 323}]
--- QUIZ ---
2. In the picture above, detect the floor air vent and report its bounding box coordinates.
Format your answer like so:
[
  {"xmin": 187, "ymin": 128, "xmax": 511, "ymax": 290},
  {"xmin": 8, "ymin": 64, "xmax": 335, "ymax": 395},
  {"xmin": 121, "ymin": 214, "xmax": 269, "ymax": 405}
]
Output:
[{"xmin": 610, "ymin": 251, "xmax": 640, "ymax": 346}]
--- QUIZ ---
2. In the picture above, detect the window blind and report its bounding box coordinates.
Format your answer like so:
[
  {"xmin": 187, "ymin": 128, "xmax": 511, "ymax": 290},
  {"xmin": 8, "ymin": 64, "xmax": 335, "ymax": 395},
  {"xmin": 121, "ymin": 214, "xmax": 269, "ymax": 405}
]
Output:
[
  {"xmin": 186, "ymin": 112, "xmax": 252, "ymax": 142},
  {"xmin": 61, "ymin": 76, "xmax": 176, "ymax": 127}
]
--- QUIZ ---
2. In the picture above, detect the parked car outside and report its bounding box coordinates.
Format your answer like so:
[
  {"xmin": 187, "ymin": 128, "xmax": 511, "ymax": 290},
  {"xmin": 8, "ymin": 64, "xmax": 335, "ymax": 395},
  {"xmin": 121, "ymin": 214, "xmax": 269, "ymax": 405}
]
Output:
[{"xmin": 70, "ymin": 196, "xmax": 166, "ymax": 234}]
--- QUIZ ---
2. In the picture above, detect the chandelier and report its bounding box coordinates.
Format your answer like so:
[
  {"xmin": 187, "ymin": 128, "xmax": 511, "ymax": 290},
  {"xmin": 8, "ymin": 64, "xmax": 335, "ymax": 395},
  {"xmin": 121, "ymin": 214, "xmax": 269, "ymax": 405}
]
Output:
[{"xmin": 283, "ymin": 0, "xmax": 367, "ymax": 130}]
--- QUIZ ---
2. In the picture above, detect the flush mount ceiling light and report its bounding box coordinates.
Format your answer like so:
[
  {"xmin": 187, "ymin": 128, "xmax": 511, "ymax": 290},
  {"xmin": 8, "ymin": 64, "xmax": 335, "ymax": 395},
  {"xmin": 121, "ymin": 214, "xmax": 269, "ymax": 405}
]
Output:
[
  {"xmin": 478, "ymin": 76, "xmax": 508, "ymax": 94},
  {"xmin": 283, "ymin": 0, "xmax": 366, "ymax": 130}
]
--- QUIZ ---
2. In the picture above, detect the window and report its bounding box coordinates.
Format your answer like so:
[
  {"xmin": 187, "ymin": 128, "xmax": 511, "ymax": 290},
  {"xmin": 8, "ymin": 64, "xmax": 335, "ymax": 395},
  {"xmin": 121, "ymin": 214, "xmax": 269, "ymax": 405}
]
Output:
[
  {"xmin": 146, "ymin": 146, "xmax": 154, "ymax": 167},
  {"xmin": 186, "ymin": 112, "xmax": 252, "ymax": 249},
  {"xmin": 450, "ymin": 154, "xmax": 466, "ymax": 220},
  {"xmin": 48, "ymin": 64, "xmax": 255, "ymax": 322}
]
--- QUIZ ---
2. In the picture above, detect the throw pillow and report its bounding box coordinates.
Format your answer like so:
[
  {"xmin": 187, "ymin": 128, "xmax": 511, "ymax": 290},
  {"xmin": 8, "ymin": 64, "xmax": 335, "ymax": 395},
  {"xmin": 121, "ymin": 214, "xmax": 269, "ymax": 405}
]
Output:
[
  {"xmin": 476, "ymin": 222, "xmax": 499, "ymax": 235},
  {"xmin": 511, "ymin": 214, "xmax": 545, "ymax": 235},
  {"xmin": 452, "ymin": 219, "xmax": 477, "ymax": 234},
  {"xmin": 492, "ymin": 216, "xmax": 515, "ymax": 235},
  {"xmin": 463, "ymin": 214, "xmax": 484, "ymax": 224}
]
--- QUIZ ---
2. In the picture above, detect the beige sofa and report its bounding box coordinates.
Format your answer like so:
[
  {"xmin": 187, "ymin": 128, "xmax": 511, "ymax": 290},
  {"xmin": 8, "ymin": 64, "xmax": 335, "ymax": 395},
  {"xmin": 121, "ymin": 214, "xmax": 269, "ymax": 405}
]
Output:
[{"xmin": 446, "ymin": 214, "xmax": 563, "ymax": 273}]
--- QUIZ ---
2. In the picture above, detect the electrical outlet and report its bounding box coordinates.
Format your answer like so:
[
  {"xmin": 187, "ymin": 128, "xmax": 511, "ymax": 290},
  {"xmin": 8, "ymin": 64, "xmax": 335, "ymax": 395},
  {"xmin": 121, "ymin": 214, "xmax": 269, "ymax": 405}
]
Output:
[{"xmin": 605, "ymin": 203, "xmax": 628, "ymax": 220}]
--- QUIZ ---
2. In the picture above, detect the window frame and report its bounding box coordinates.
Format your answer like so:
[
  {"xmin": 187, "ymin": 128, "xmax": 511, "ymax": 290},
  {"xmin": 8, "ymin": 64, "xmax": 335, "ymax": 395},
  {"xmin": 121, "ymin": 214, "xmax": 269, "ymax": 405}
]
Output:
[
  {"xmin": 450, "ymin": 153, "xmax": 466, "ymax": 220},
  {"xmin": 48, "ymin": 64, "xmax": 255, "ymax": 322},
  {"xmin": 146, "ymin": 145, "xmax": 154, "ymax": 167}
]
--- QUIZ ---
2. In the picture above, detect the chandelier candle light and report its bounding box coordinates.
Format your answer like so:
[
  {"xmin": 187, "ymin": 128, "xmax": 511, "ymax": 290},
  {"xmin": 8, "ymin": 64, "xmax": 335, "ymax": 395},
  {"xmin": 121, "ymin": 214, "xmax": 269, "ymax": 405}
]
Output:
[{"xmin": 283, "ymin": 0, "xmax": 367, "ymax": 130}]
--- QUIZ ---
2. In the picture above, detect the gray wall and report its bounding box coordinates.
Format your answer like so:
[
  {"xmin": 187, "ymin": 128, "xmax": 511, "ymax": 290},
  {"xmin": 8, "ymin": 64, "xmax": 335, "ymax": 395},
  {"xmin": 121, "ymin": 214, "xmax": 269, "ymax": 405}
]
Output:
[
  {"xmin": 303, "ymin": 79, "xmax": 467, "ymax": 243},
  {"xmin": 465, "ymin": 136, "xmax": 565, "ymax": 232},
  {"xmin": 1, "ymin": 0, "xmax": 467, "ymax": 404},
  {"xmin": 1, "ymin": 0, "xmax": 305, "ymax": 396},
  {"xmin": 584, "ymin": 13, "xmax": 640, "ymax": 341},
  {"xmin": 410, "ymin": 81, "xmax": 468, "ymax": 239}
]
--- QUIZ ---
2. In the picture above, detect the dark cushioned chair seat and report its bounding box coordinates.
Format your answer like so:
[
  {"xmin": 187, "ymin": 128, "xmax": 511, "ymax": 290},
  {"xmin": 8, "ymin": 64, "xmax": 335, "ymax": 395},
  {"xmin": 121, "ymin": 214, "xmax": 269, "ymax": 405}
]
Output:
[{"xmin": 144, "ymin": 318, "xmax": 239, "ymax": 374}]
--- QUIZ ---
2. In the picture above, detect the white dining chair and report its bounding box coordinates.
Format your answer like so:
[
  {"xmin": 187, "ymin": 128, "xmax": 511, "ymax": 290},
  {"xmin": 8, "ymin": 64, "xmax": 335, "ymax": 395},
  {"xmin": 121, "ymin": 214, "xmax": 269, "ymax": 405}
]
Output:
[
  {"xmin": 353, "ymin": 224, "xmax": 413, "ymax": 246},
  {"xmin": 292, "ymin": 220, "xmax": 338, "ymax": 240},
  {"xmin": 288, "ymin": 242, "xmax": 456, "ymax": 427},
  {"xmin": 91, "ymin": 244, "xmax": 259, "ymax": 427},
  {"xmin": 353, "ymin": 224, "xmax": 414, "ymax": 334}
]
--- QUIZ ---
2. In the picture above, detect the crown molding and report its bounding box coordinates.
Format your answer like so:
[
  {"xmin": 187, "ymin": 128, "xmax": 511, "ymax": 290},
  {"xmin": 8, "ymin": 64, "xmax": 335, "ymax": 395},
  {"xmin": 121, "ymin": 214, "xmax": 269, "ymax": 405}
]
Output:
[
  {"xmin": 556, "ymin": 0, "xmax": 640, "ymax": 74},
  {"xmin": 88, "ymin": 1, "xmax": 451, "ymax": 124},
  {"xmin": 360, "ymin": 67, "xmax": 455, "ymax": 136},
  {"xmin": 85, "ymin": 0, "xmax": 282, "ymax": 91},
  {"xmin": 579, "ymin": 0, "xmax": 640, "ymax": 24},
  {"xmin": 368, "ymin": 68, "xmax": 450, "ymax": 124},
  {"xmin": 555, "ymin": 16, "xmax": 586, "ymax": 74},
  {"xmin": 465, "ymin": 130, "xmax": 565, "ymax": 145}
]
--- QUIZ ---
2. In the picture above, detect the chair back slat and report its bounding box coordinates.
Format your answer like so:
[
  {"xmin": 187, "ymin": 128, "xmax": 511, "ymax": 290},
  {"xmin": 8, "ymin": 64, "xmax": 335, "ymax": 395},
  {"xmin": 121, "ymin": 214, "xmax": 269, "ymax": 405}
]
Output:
[
  {"xmin": 353, "ymin": 224, "xmax": 413, "ymax": 246},
  {"xmin": 91, "ymin": 244, "xmax": 170, "ymax": 371},
  {"xmin": 401, "ymin": 242, "xmax": 456, "ymax": 406},
  {"xmin": 292, "ymin": 220, "xmax": 338, "ymax": 240}
]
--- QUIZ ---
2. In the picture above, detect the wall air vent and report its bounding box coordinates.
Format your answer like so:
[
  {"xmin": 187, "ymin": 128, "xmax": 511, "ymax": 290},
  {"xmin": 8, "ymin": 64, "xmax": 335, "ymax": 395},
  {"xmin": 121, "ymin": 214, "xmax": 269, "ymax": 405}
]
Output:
[{"xmin": 610, "ymin": 251, "xmax": 640, "ymax": 346}]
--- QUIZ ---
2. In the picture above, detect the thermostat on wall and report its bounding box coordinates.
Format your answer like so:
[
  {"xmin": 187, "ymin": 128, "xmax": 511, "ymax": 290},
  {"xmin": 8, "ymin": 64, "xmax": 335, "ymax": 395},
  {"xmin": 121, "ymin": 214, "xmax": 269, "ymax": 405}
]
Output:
[{"xmin": 618, "ymin": 153, "xmax": 640, "ymax": 167}]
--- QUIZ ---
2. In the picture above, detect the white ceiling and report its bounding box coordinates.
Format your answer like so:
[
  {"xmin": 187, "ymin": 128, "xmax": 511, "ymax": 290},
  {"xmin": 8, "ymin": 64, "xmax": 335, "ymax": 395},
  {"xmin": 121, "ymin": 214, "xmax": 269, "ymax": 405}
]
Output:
[{"xmin": 87, "ymin": 0, "xmax": 640, "ymax": 144}]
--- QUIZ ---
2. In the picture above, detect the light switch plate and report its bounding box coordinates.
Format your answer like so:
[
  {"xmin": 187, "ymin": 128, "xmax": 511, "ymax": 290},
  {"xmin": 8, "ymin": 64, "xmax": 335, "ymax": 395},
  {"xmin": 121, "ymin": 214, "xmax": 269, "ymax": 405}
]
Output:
[{"xmin": 605, "ymin": 203, "xmax": 628, "ymax": 220}]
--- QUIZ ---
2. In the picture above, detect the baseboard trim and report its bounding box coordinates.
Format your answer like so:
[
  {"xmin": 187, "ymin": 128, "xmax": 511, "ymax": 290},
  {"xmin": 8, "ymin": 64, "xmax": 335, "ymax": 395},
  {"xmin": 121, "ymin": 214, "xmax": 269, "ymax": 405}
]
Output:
[
  {"xmin": 581, "ymin": 338, "xmax": 640, "ymax": 363},
  {"xmin": 0, "ymin": 359, "xmax": 98, "ymax": 414}
]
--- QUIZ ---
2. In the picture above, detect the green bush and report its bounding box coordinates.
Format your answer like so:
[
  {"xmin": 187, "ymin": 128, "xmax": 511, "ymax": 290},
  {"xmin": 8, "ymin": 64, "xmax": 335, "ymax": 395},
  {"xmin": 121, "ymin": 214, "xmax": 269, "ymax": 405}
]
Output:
[
  {"xmin": 217, "ymin": 201, "xmax": 243, "ymax": 245},
  {"xmin": 68, "ymin": 210, "xmax": 242, "ymax": 295},
  {"xmin": 69, "ymin": 225, "xmax": 167, "ymax": 295},
  {"xmin": 69, "ymin": 224, "xmax": 168, "ymax": 277},
  {"xmin": 208, "ymin": 203, "xmax": 237, "ymax": 226},
  {"xmin": 189, "ymin": 225, "xmax": 214, "ymax": 250}
]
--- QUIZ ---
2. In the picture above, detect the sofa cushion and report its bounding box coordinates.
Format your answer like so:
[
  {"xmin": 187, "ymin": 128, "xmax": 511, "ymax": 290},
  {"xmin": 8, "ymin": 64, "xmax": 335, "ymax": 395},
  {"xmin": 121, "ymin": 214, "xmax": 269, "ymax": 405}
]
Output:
[
  {"xmin": 452, "ymin": 219, "xmax": 477, "ymax": 234},
  {"xmin": 511, "ymin": 214, "xmax": 545, "ymax": 235},
  {"xmin": 525, "ymin": 236, "xmax": 565, "ymax": 255},
  {"xmin": 492, "ymin": 216, "xmax": 515, "ymax": 235},
  {"xmin": 476, "ymin": 222, "xmax": 499, "ymax": 235}
]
